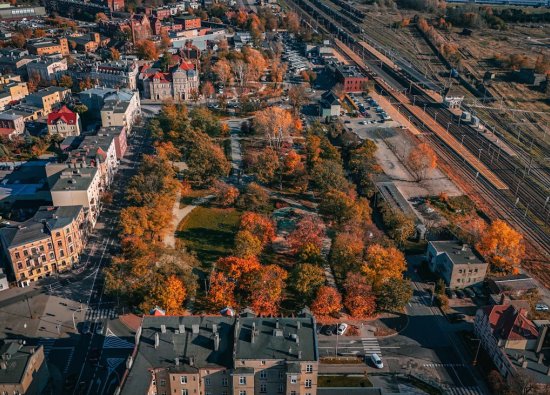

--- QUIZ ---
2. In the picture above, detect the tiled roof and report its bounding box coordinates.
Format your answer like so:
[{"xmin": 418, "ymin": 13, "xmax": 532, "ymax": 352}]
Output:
[
  {"xmin": 47, "ymin": 105, "xmax": 77, "ymax": 126},
  {"xmin": 483, "ymin": 304, "xmax": 539, "ymax": 341}
]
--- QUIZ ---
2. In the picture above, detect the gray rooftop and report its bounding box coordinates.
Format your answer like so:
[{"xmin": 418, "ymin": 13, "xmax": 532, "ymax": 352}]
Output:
[
  {"xmin": 0, "ymin": 341, "xmax": 42, "ymax": 384},
  {"xmin": 0, "ymin": 205, "xmax": 83, "ymax": 249},
  {"xmin": 430, "ymin": 240, "xmax": 485, "ymax": 266},
  {"xmin": 26, "ymin": 86, "xmax": 68, "ymax": 100},
  {"xmin": 50, "ymin": 167, "xmax": 98, "ymax": 191}
]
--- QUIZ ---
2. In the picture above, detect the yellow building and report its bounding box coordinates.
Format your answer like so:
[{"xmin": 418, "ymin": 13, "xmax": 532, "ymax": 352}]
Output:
[{"xmin": 27, "ymin": 37, "xmax": 69, "ymax": 56}]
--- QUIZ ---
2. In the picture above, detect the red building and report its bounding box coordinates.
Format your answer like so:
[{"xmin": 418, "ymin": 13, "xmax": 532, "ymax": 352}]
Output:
[
  {"xmin": 105, "ymin": 0, "xmax": 124, "ymax": 12},
  {"xmin": 333, "ymin": 65, "xmax": 369, "ymax": 93},
  {"xmin": 98, "ymin": 126, "xmax": 127, "ymax": 159},
  {"xmin": 175, "ymin": 15, "xmax": 201, "ymax": 30},
  {"xmin": 130, "ymin": 13, "xmax": 152, "ymax": 43}
]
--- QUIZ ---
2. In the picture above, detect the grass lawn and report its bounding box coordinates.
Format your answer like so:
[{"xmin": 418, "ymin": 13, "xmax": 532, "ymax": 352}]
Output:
[
  {"xmin": 318, "ymin": 375, "xmax": 372, "ymax": 388},
  {"xmin": 176, "ymin": 206, "xmax": 241, "ymax": 269}
]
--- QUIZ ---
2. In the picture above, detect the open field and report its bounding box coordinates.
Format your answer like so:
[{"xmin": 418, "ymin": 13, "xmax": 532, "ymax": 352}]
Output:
[{"xmin": 176, "ymin": 206, "xmax": 241, "ymax": 269}]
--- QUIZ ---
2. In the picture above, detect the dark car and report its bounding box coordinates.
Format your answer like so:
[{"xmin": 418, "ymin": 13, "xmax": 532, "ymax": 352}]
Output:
[
  {"xmin": 455, "ymin": 290, "xmax": 465, "ymax": 299},
  {"xmin": 464, "ymin": 288, "xmax": 476, "ymax": 298},
  {"xmin": 445, "ymin": 288, "xmax": 453, "ymax": 298},
  {"xmin": 344, "ymin": 120, "xmax": 351, "ymax": 124},
  {"xmin": 88, "ymin": 347, "xmax": 100, "ymax": 362},
  {"xmin": 449, "ymin": 313, "xmax": 467, "ymax": 323},
  {"xmin": 323, "ymin": 326, "xmax": 334, "ymax": 336}
]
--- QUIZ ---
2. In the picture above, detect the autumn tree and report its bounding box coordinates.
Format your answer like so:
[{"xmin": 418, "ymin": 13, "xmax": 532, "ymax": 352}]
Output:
[
  {"xmin": 136, "ymin": 39, "xmax": 158, "ymax": 60},
  {"xmin": 311, "ymin": 159, "xmax": 351, "ymax": 194},
  {"xmin": 376, "ymin": 278, "xmax": 413, "ymax": 312},
  {"xmin": 243, "ymin": 47, "xmax": 266, "ymax": 81},
  {"xmin": 329, "ymin": 232, "xmax": 364, "ymax": 278},
  {"xmin": 216, "ymin": 256, "xmax": 261, "ymax": 290},
  {"xmin": 288, "ymin": 84, "xmax": 308, "ymax": 116},
  {"xmin": 11, "ymin": 33, "xmax": 26, "ymax": 48},
  {"xmin": 213, "ymin": 58, "xmax": 232, "ymax": 86},
  {"xmin": 183, "ymin": 131, "xmax": 230, "ymax": 185},
  {"xmin": 249, "ymin": 147, "xmax": 279, "ymax": 184},
  {"xmin": 348, "ymin": 139, "xmax": 381, "ymax": 197},
  {"xmin": 271, "ymin": 59, "xmax": 287, "ymax": 87},
  {"xmin": 110, "ymin": 47, "xmax": 121, "ymax": 60},
  {"xmin": 237, "ymin": 183, "xmax": 271, "ymax": 213},
  {"xmin": 200, "ymin": 81, "xmax": 215, "ymax": 102},
  {"xmin": 79, "ymin": 77, "xmax": 95, "ymax": 91},
  {"xmin": 231, "ymin": 59, "xmax": 248, "ymax": 87},
  {"xmin": 318, "ymin": 189, "xmax": 356, "ymax": 225},
  {"xmin": 253, "ymin": 107, "xmax": 294, "ymax": 155},
  {"xmin": 248, "ymin": 265, "xmax": 288, "ymax": 316},
  {"xmin": 291, "ymin": 263, "xmax": 326, "ymax": 302},
  {"xmin": 234, "ymin": 230, "xmax": 263, "ymax": 258},
  {"xmin": 239, "ymin": 212, "xmax": 275, "ymax": 247},
  {"xmin": 95, "ymin": 12, "xmax": 109, "ymax": 22},
  {"xmin": 344, "ymin": 273, "xmax": 377, "ymax": 318},
  {"xmin": 207, "ymin": 271, "xmax": 236, "ymax": 310},
  {"xmin": 285, "ymin": 12, "xmax": 300, "ymax": 34},
  {"xmin": 476, "ymin": 219, "xmax": 524, "ymax": 274},
  {"xmin": 58, "ymin": 75, "xmax": 73, "ymax": 89},
  {"xmin": 362, "ymin": 244, "xmax": 407, "ymax": 287},
  {"xmin": 407, "ymin": 143, "xmax": 437, "ymax": 181},
  {"xmin": 141, "ymin": 275, "xmax": 187, "ymax": 315},
  {"xmin": 379, "ymin": 202, "xmax": 416, "ymax": 246},
  {"xmin": 311, "ymin": 286, "xmax": 342, "ymax": 317},
  {"xmin": 288, "ymin": 215, "xmax": 324, "ymax": 261},
  {"xmin": 213, "ymin": 180, "xmax": 239, "ymax": 207}
]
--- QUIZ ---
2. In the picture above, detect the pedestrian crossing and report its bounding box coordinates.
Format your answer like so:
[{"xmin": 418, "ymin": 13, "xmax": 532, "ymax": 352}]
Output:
[
  {"xmin": 423, "ymin": 363, "xmax": 465, "ymax": 368},
  {"xmin": 85, "ymin": 307, "xmax": 118, "ymax": 321},
  {"xmin": 103, "ymin": 328, "xmax": 134, "ymax": 349},
  {"xmin": 37, "ymin": 338, "xmax": 56, "ymax": 357},
  {"xmin": 361, "ymin": 337, "xmax": 382, "ymax": 357},
  {"xmin": 61, "ymin": 347, "xmax": 74, "ymax": 374},
  {"xmin": 443, "ymin": 385, "xmax": 483, "ymax": 395}
]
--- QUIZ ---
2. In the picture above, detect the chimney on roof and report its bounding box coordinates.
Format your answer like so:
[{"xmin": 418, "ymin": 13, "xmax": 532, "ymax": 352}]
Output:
[
  {"xmin": 192, "ymin": 324, "xmax": 199, "ymax": 334},
  {"xmin": 214, "ymin": 332, "xmax": 220, "ymax": 351},
  {"xmin": 154, "ymin": 332, "xmax": 159, "ymax": 349},
  {"xmin": 161, "ymin": 324, "xmax": 166, "ymax": 334},
  {"xmin": 212, "ymin": 324, "xmax": 217, "ymax": 334},
  {"xmin": 179, "ymin": 324, "xmax": 185, "ymax": 333},
  {"xmin": 298, "ymin": 351, "xmax": 302, "ymax": 359},
  {"xmin": 522, "ymin": 360, "xmax": 528, "ymax": 368},
  {"xmin": 0, "ymin": 361, "xmax": 6, "ymax": 370},
  {"xmin": 538, "ymin": 353, "xmax": 544, "ymax": 364},
  {"xmin": 276, "ymin": 319, "xmax": 279, "ymax": 329},
  {"xmin": 175, "ymin": 357, "xmax": 179, "ymax": 366},
  {"xmin": 189, "ymin": 356, "xmax": 195, "ymax": 366},
  {"xmin": 297, "ymin": 321, "xmax": 301, "ymax": 329}
]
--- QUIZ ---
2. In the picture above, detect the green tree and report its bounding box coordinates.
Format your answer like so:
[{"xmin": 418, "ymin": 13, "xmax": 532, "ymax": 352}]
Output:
[
  {"xmin": 237, "ymin": 183, "xmax": 270, "ymax": 213},
  {"xmin": 190, "ymin": 107, "xmax": 221, "ymax": 137},
  {"xmin": 348, "ymin": 139, "xmax": 380, "ymax": 197},
  {"xmin": 234, "ymin": 230, "xmax": 263, "ymax": 258},
  {"xmin": 318, "ymin": 189, "xmax": 356, "ymax": 225},
  {"xmin": 376, "ymin": 278, "xmax": 413, "ymax": 312},
  {"xmin": 311, "ymin": 159, "xmax": 350, "ymax": 193}
]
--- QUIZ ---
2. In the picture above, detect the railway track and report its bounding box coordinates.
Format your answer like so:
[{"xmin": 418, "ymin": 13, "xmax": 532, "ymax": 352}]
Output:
[{"xmin": 284, "ymin": 0, "xmax": 550, "ymax": 256}]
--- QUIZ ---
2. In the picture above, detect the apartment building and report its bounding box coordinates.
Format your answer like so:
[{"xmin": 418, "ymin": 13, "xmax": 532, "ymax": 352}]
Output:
[
  {"xmin": 0, "ymin": 341, "xmax": 49, "ymax": 394},
  {"xmin": 25, "ymin": 86, "xmax": 70, "ymax": 115},
  {"xmin": 27, "ymin": 37, "xmax": 69, "ymax": 56},
  {"xmin": 426, "ymin": 240, "xmax": 488, "ymax": 289},
  {"xmin": 120, "ymin": 312, "xmax": 319, "ymax": 395},
  {"xmin": 98, "ymin": 126, "xmax": 128, "ymax": 159},
  {"xmin": 89, "ymin": 59, "xmax": 139, "ymax": 90},
  {"xmin": 67, "ymin": 133, "xmax": 118, "ymax": 188},
  {"xmin": 100, "ymin": 91, "xmax": 141, "ymax": 132},
  {"xmin": 26, "ymin": 56, "xmax": 68, "ymax": 82},
  {"xmin": 50, "ymin": 167, "xmax": 102, "ymax": 228},
  {"xmin": 0, "ymin": 111, "xmax": 26, "ymax": 137},
  {"xmin": 47, "ymin": 105, "xmax": 82, "ymax": 137},
  {"xmin": 139, "ymin": 60, "xmax": 199, "ymax": 101},
  {"xmin": 0, "ymin": 206, "xmax": 86, "ymax": 286},
  {"xmin": 0, "ymin": 74, "xmax": 28, "ymax": 102}
]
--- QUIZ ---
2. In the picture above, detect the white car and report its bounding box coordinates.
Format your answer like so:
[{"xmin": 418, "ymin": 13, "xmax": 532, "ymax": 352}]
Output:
[
  {"xmin": 535, "ymin": 304, "xmax": 549, "ymax": 311},
  {"xmin": 336, "ymin": 323, "xmax": 348, "ymax": 336},
  {"xmin": 370, "ymin": 353, "xmax": 384, "ymax": 369}
]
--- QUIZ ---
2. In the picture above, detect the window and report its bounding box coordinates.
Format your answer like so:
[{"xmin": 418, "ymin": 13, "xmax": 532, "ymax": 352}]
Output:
[
  {"xmin": 23, "ymin": 250, "xmax": 28, "ymax": 256},
  {"xmin": 278, "ymin": 371, "xmax": 284, "ymax": 379},
  {"xmin": 261, "ymin": 360, "xmax": 266, "ymax": 365},
  {"xmin": 17, "ymin": 262, "xmax": 22, "ymax": 270},
  {"xmin": 57, "ymin": 240, "xmax": 62, "ymax": 247},
  {"xmin": 159, "ymin": 379, "xmax": 165, "ymax": 386},
  {"xmin": 260, "ymin": 383, "xmax": 267, "ymax": 393},
  {"xmin": 306, "ymin": 364, "xmax": 313, "ymax": 373},
  {"xmin": 39, "ymin": 245, "xmax": 44, "ymax": 252},
  {"xmin": 56, "ymin": 232, "xmax": 60, "ymax": 237},
  {"xmin": 291, "ymin": 391, "xmax": 297, "ymax": 395},
  {"xmin": 68, "ymin": 236, "xmax": 72, "ymax": 243},
  {"xmin": 15, "ymin": 252, "xmax": 20, "ymax": 259},
  {"xmin": 222, "ymin": 377, "xmax": 228, "ymax": 387},
  {"xmin": 278, "ymin": 384, "xmax": 284, "ymax": 393},
  {"xmin": 181, "ymin": 390, "xmax": 188, "ymax": 395},
  {"xmin": 260, "ymin": 370, "xmax": 267, "ymax": 379},
  {"xmin": 305, "ymin": 379, "xmax": 312, "ymax": 388},
  {"xmin": 239, "ymin": 376, "xmax": 246, "ymax": 385},
  {"xmin": 49, "ymin": 252, "xmax": 54, "ymax": 259},
  {"xmin": 48, "ymin": 243, "xmax": 53, "ymax": 250},
  {"xmin": 60, "ymin": 249, "xmax": 64, "ymax": 257},
  {"xmin": 290, "ymin": 376, "xmax": 297, "ymax": 384},
  {"xmin": 180, "ymin": 376, "xmax": 187, "ymax": 384},
  {"xmin": 205, "ymin": 378, "xmax": 210, "ymax": 385},
  {"xmin": 41, "ymin": 255, "xmax": 46, "ymax": 262},
  {"xmin": 239, "ymin": 391, "xmax": 246, "ymax": 395}
]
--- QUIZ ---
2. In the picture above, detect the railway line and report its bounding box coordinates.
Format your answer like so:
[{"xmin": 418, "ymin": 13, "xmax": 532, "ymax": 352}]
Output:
[{"xmin": 284, "ymin": 0, "xmax": 550, "ymax": 256}]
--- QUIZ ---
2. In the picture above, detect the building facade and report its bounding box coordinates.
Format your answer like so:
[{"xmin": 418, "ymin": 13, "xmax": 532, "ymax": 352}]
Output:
[
  {"xmin": 139, "ymin": 60, "xmax": 199, "ymax": 101},
  {"xmin": 0, "ymin": 206, "xmax": 86, "ymax": 286},
  {"xmin": 100, "ymin": 90, "xmax": 141, "ymax": 131},
  {"xmin": 26, "ymin": 57, "xmax": 68, "ymax": 82},
  {"xmin": 47, "ymin": 105, "xmax": 82, "ymax": 137},
  {"xmin": 426, "ymin": 241, "xmax": 488, "ymax": 289},
  {"xmin": 25, "ymin": 86, "xmax": 71, "ymax": 115},
  {"xmin": 27, "ymin": 37, "xmax": 69, "ymax": 56}
]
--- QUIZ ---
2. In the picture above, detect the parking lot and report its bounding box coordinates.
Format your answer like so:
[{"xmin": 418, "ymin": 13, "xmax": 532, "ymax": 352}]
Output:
[{"xmin": 342, "ymin": 93, "xmax": 399, "ymax": 128}]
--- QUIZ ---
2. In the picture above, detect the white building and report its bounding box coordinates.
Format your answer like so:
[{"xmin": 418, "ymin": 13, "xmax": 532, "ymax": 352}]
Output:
[
  {"xmin": 100, "ymin": 91, "xmax": 141, "ymax": 132},
  {"xmin": 89, "ymin": 59, "xmax": 139, "ymax": 90},
  {"xmin": 26, "ymin": 57, "xmax": 68, "ymax": 82},
  {"xmin": 47, "ymin": 105, "xmax": 82, "ymax": 137}
]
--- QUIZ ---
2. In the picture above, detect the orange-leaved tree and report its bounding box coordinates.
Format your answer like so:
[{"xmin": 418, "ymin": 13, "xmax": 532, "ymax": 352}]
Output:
[
  {"xmin": 239, "ymin": 212, "xmax": 275, "ymax": 247},
  {"xmin": 248, "ymin": 265, "xmax": 288, "ymax": 316},
  {"xmin": 476, "ymin": 219, "xmax": 524, "ymax": 274},
  {"xmin": 362, "ymin": 244, "xmax": 406, "ymax": 287},
  {"xmin": 407, "ymin": 143, "xmax": 437, "ymax": 181},
  {"xmin": 288, "ymin": 215, "xmax": 324, "ymax": 258},
  {"xmin": 207, "ymin": 271, "xmax": 236, "ymax": 310},
  {"xmin": 141, "ymin": 275, "xmax": 187, "ymax": 315},
  {"xmin": 344, "ymin": 273, "xmax": 376, "ymax": 318},
  {"xmin": 311, "ymin": 286, "xmax": 342, "ymax": 317},
  {"xmin": 216, "ymin": 256, "xmax": 261, "ymax": 287},
  {"xmin": 234, "ymin": 230, "xmax": 263, "ymax": 258}
]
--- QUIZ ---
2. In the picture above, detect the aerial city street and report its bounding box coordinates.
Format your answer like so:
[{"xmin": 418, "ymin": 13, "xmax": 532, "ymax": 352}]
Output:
[{"xmin": 0, "ymin": 0, "xmax": 548, "ymax": 394}]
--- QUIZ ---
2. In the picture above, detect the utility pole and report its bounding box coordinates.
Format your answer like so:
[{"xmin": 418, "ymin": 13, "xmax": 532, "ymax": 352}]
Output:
[{"xmin": 25, "ymin": 296, "xmax": 33, "ymax": 319}]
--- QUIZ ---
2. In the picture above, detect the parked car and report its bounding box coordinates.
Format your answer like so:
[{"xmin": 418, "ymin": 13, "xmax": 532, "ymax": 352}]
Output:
[
  {"xmin": 370, "ymin": 353, "xmax": 384, "ymax": 369},
  {"xmin": 95, "ymin": 322, "xmax": 104, "ymax": 335},
  {"xmin": 535, "ymin": 304, "xmax": 549, "ymax": 311},
  {"xmin": 81, "ymin": 321, "xmax": 91, "ymax": 335},
  {"xmin": 337, "ymin": 323, "xmax": 348, "ymax": 336},
  {"xmin": 323, "ymin": 326, "xmax": 334, "ymax": 336},
  {"xmin": 455, "ymin": 290, "xmax": 465, "ymax": 299},
  {"xmin": 344, "ymin": 120, "xmax": 351, "ymax": 124},
  {"xmin": 445, "ymin": 288, "xmax": 453, "ymax": 299},
  {"xmin": 449, "ymin": 313, "xmax": 467, "ymax": 323},
  {"xmin": 464, "ymin": 288, "xmax": 476, "ymax": 298}
]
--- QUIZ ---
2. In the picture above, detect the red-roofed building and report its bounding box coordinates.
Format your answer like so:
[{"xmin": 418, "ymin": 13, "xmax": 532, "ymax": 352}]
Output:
[
  {"xmin": 474, "ymin": 302, "xmax": 547, "ymax": 380},
  {"xmin": 138, "ymin": 58, "xmax": 199, "ymax": 101},
  {"xmin": 47, "ymin": 105, "xmax": 82, "ymax": 138}
]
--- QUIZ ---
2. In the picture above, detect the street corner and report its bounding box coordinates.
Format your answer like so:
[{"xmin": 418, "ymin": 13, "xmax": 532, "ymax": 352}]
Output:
[{"xmin": 369, "ymin": 312, "xmax": 410, "ymax": 338}]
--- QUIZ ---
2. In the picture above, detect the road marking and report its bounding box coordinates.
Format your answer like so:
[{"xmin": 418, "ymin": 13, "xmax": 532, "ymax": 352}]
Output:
[
  {"xmin": 103, "ymin": 328, "xmax": 134, "ymax": 349},
  {"xmin": 423, "ymin": 363, "xmax": 465, "ymax": 367}
]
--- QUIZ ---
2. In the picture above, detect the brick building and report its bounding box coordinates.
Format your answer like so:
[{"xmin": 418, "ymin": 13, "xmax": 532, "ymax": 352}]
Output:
[
  {"xmin": 330, "ymin": 64, "xmax": 368, "ymax": 93},
  {"xmin": 0, "ymin": 206, "xmax": 86, "ymax": 286},
  {"xmin": 0, "ymin": 341, "xmax": 49, "ymax": 394},
  {"xmin": 27, "ymin": 37, "xmax": 69, "ymax": 56},
  {"xmin": 130, "ymin": 14, "xmax": 153, "ymax": 43}
]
